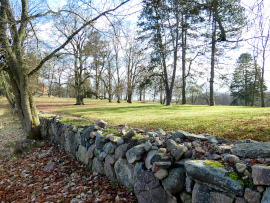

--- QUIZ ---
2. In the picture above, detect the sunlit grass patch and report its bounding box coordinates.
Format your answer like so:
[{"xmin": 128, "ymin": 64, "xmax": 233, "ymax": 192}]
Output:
[{"xmin": 32, "ymin": 97, "xmax": 270, "ymax": 142}]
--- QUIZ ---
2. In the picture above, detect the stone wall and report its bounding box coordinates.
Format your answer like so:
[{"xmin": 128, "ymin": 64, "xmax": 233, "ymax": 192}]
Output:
[{"xmin": 40, "ymin": 116, "xmax": 270, "ymax": 203}]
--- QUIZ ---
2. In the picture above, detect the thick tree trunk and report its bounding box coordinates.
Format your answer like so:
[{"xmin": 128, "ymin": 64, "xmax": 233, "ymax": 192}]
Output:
[
  {"xmin": 8, "ymin": 70, "xmax": 41, "ymax": 139},
  {"xmin": 127, "ymin": 93, "xmax": 132, "ymax": 103},
  {"xmin": 210, "ymin": 17, "xmax": 217, "ymax": 106},
  {"xmin": 76, "ymin": 94, "xmax": 84, "ymax": 105}
]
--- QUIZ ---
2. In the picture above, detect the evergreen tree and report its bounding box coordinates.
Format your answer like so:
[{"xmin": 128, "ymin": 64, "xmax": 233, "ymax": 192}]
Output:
[
  {"xmin": 230, "ymin": 53, "xmax": 263, "ymax": 106},
  {"xmin": 138, "ymin": 0, "xmax": 201, "ymax": 105}
]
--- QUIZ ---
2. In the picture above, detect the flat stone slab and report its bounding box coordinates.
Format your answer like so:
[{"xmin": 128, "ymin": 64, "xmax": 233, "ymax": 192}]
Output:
[
  {"xmin": 185, "ymin": 134, "xmax": 208, "ymax": 141},
  {"xmin": 252, "ymin": 165, "xmax": 270, "ymax": 185},
  {"xmin": 185, "ymin": 160, "xmax": 244, "ymax": 196},
  {"xmin": 231, "ymin": 142, "xmax": 270, "ymax": 158},
  {"xmin": 134, "ymin": 171, "xmax": 177, "ymax": 203}
]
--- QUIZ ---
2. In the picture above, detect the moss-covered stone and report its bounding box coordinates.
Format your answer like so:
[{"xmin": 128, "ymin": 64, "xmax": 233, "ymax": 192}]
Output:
[{"xmin": 203, "ymin": 160, "xmax": 224, "ymax": 168}]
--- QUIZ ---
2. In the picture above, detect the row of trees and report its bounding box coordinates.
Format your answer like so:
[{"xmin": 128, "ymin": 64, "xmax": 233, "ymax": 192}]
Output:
[{"xmin": 0, "ymin": 0, "xmax": 269, "ymax": 138}]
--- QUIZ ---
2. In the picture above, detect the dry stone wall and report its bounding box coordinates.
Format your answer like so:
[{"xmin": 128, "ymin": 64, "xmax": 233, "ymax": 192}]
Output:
[{"xmin": 40, "ymin": 116, "xmax": 270, "ymax": 203}]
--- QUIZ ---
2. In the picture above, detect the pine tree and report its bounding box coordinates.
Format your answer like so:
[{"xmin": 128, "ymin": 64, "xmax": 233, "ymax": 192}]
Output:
[{"xmin": 230, "ymin": 53, "xmax": 262, "ymax": 106}]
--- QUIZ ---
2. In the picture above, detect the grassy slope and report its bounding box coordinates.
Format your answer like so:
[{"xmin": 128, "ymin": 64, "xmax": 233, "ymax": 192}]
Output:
[{"xmin": 34, "ymin": 97, "xmax": 270, "ymax": 142}]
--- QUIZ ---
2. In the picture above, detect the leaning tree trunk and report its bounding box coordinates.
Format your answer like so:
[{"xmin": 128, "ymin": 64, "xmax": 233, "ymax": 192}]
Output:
[{"xmin": 7, "ymin": 70, "xmax": 41, "ymax": 139}]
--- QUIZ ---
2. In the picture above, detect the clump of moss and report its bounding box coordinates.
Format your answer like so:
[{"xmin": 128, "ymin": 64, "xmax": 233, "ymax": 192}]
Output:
[
  {"xmin": 204, "ymin": 160, "xmax": 224, "ymax": 168},
  {"xmin": 131, "ymin": 133, "xmax": 145, "ymax": 140},
  {"xmin": 13, "ymin": 149, "xmax": 22, "ymax": 156},
  {"xmin": 229, "ymin": 172, "xmax": 255, "ymax": 188},
  {"xmin": 229, "ymin": 172, "xmax": 244, "ymax": 186},
  {"xmin": 102, "ymin": 127, "xmax": 120, "ymax": 136}
]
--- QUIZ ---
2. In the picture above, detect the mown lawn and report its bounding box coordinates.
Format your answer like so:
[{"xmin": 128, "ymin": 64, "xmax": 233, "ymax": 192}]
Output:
[{"xmin": 33, "ymin": 97, "xmax": 270, "ymax": 142}]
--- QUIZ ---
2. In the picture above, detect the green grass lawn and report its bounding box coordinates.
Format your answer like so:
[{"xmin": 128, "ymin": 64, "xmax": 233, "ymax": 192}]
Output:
[{"xmin": 34, "ymin": 97, "xmax": 270, "ymax": 142}]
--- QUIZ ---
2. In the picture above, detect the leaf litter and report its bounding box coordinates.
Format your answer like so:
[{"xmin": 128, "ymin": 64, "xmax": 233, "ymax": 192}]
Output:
[{"xmin": 0, "ymin": 141, "xmax": 137, "ymax": 203}]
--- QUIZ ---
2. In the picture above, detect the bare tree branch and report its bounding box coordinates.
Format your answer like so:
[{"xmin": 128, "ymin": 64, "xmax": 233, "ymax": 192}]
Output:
[{"xmin": 28, "ymin": 0, "xmax": 130, "ymax": 77}]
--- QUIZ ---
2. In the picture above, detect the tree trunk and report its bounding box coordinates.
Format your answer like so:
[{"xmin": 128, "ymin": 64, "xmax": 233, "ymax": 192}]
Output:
[
  {"xmin": 260, "ymin": 57, "xmax": 265, "ymax": 107},
  {"xmin": 108, "ymin": 63, "xmax": 112, "ymax": 103},
  {"xmin": 210, "ymin": 16, "xmax": 217, "ymax": 106},
  {"xmin": 76, "ymin": 94, "xmax": 84, "ymax": 105},
  {"xmin": 8, "ymin": 70, "xmax": 41, "ymax": 139},
  {"xmin": 182, "ymin": 14, "xmax": 187, "ymax": 105},
  {"xmin": 127, "ymin": 93, "xmax": 132, "ymax": 103},
  {"xmin": 0, "ymin": 72, "xmax": 15, "ymax": 109},
  {"xmin": 244, "ymin": 68, "xmax": 248, "ymax": 106},
  {"xmin": 160, "ymin": 78, "xmax": 163, "ymax": 104}
]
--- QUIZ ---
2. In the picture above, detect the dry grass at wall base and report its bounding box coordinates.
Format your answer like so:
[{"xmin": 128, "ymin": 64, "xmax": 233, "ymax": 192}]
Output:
[{"xmin": 0, "ymin": 97, "xmax": 28, "ymax": 160}]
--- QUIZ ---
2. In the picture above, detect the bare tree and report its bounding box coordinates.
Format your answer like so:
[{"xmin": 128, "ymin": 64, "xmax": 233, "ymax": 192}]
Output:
[
  {"xmin": 0, "ymin": 0, "xmax": 130, "ymax": 137},
  {"xmin": 250, "ymin": 1, "xmax": 270, "ymax": 107}
]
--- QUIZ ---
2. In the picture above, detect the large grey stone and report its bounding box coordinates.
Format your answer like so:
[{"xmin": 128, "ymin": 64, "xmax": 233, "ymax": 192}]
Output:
[
  {"xmin": 180, "ymin": 191, "xmax": 191, "ymax": 203},
  {"xmin": 152, "ymin": 162, "xmax": 171, "ymax": 172},
  {"xmin": 98, "ymin": 151, "xmax": 107, "ymax": 161},
  {"xmin": 124, "ymin": 129, "xmax": 136, "ymax": 139},
  {"xmin": 161, "ymin": 168, "xmax": 185, "ymax": 195},
  {"xmin": 185, "ymin": 133, "xmax": 208, "ymax": 141},
  {"xmin": 155, "ymin": 128, "xmax": 166, "ymax": 137},
  {"xmin": 192, "ymin": 183, "xmax": 211, "ymax": 203},
  {"xmin": 81, "ymin": 127, "xmax": 93, "ymax": 140},
  {"xmin": 114, "ymin": 158, "xmax": 134, "ymax": 189},
  {"xmin": 166, "ymin": 139, "xmax": 179, "ymax": 151},
  {"xmin": 231, "ymin": 142, "xmax": 270, "ymax": 158},
  {"xmin": 252, "ymin": 165, "xmax": 270, "ymax": 185},
  {"xmin": 86, "ymin": 144, "xmax": 95, "ymax": 159},
  {"xmin": 103, "ymin": 142, "xmax": 117, "ymax": 154},
  {"xmin": 77, "ymin": 145, "xmax": 89, "ymax": 165},
  {"xmin": 218, "ymin": 145, "xmax": 232, "ymax": 154},
  {"xmin": 144, "ymin": 141, "xmax": 152, "ymax": 152},
  {"xmin": 150, "ymin": 153, "xmax": 173, "ymax": 165},
  {"xmin": 105, "ymin": 154, "xmax": 117, "ymax": 164},
  {"xmin": 115, "ymin": 143, "xmax": 129, "ymax": 158},
  {"xmin": 223, "ymin": 154, "xmax": 240, "ymax": 164},
  {"xmin": 235, "ymin": 197, "xmax": 247, "ymax": 203},
  {"xmin": 96, "ymin": 120, "xmax": 107, "ymax": 128},
  {"xmin": 185, "ymin": 176, "xmax": 194, "ymax": 193},
  {"xmin": 244, "ymin": 188, "xmax": 261, "ymax": 203},
  {"xmin": 66, "ymin": 131, "xmax": 77, "ymax": 155},
  {"xmin": 134, "ymin": 171, "xmax": 177, "ymax": 203},
  {"xmin": 170, "ymin": 145, "xmax": 188, "ymax": 161},
  {"xmin": 154, "ymin": 169, "xmax": 168, "ymax": 180},
  {"xmin": 109, "ymin": 135, "xmax": 122, "ymax": 143},
  {"xmin": 134, "ymin": 162, "xmax": 145, "ymax": 180},
  {"xmin": 92, "ymin": 157, "xmax": 104, "ymax": 175},
  {"xmin": 126, "ymin": 144, "xmax": 146, "ymax": 164},
  {"xmin": 185, "ymin": 160, "xmax": 244, "ymax": 196},
  {"xmin": 95, "ymin": 131, "xmax": 105, "ymax": 150},
  {"xmin": 145, "ymin": 150, "xmax": 158, "ymax": 170},
  {"xmin": 171, "ymin": 130, "xmax": 186, "ymax": 140},
  {"xmin": 236, "ymin": 163, "xmax": 246, "ymax": 173},
  {"xmin": 210, "ymin": 191, "xmax": 234, "ymax": 203},
  {"xmin": 104, "ymin": 156, "xmax": 117, "ymax": 182},
  {"xmin": 261, "ymin": 187, "xmax": 270, "ymax": 203}
]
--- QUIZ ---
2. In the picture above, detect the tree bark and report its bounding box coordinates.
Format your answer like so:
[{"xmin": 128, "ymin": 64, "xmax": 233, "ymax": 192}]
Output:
[
  {"xmin": 210, "ymin": 14, "xmax": 217, "ymax": 106},
  {"xmin": 182, "ymin": 14, "xmax": 187, "ymax": 105}
]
